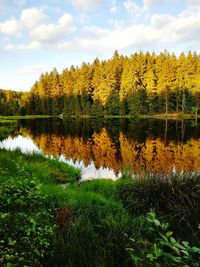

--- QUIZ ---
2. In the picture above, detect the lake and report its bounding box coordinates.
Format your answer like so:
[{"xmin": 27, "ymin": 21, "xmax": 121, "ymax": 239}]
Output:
[{"xmin": 1, "ymin": 118, "xmax": 200, "ymax": 179}]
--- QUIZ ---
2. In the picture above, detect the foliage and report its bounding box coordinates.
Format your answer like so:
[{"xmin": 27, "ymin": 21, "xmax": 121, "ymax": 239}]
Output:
[
  {"xmin": 0, "ymin": 178, "xmax": 55, "ymax": 267},
  {"xmin": 2, "ymin": 51, "xmax": 200, "ymax": 116},
  {"xmin": 127, "ymin": 210, "xmax": 200, "ymax": 267},
  {"xmin": 0, "ymin": 89, "xmax": 23, "ymax": 116}
]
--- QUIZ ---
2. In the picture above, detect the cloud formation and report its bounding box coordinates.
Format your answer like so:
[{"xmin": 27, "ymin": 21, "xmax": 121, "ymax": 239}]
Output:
[
  {"xmin": 0, "ymin": 19, "xmax": 20, "ymax": 35},
  {"xmin": 1, "ymin": 1, "xmax": 200, "ymax": 54},
  {"xmin": 30, "ymin": 13, "xmax": 75, "ymax": 43},
  {"xmin": 20, "ymin": 7, "xmax": 49, "ymax": 29},
  {"xmin": 1, "ymin": 0, "xmax": 200, "ymax": 91},
  {"xmin": 124, "ymin": 0, "xmax": 143, "ymax": 15},
  {"xmin": 0, "ymin": 7, "xmax": 76, "ymax": 47},
  {"xmin": 69, "ymin": 0, "xmax": 101, "ymax": 11}
]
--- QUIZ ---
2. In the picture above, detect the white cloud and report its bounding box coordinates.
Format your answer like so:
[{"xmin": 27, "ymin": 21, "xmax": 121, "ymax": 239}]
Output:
[
  {"xmin": 124, "ymin": 0, "xmax": 143, "ymax": 15},
  {"xmin": 149, "ymin": 5, "xmax": 200, "ymax": 47},
  {"xmin": 83, "ymin": 26, "xmax": 110, "ymax": 37},
  {"xmin": 0, "ymin": 18, "xmax": 20, "ymax": 35},
  {"xmin": 1, "ymin": 0, "xmax": 200, "ymax": 57},
  {"xmin": 151, "ymin": 13, "xmax": 173, "ymax": 30},
  {"xmin": 30, "ymin": 13, "xmax": 75, "ymax": 43},
  {"xmin": 69, "ymin": 0, "xmax": 101, "ymax": 11},
  {"xmin": 143, "ymin": 0, "xmax": 182, "ymax": 10},
  {"xmin": 4, "ymin": 41, "xmax": 41, "ymax": 50},
  {"xmin": 0, "ymin": 8, "xmax": 76, "ymax": 45},
  {"xmin": 169, "ymin": 6, "xmax": 200, "ymax": 43},
  {"xmin": 0, "ymin": 7, "xmax": 49, "ymax": 36},
  {"xmin": 20, "ymin": 7, "xmax": 49, "ymax": 29},
  {"xmin": 58, "ymin": 2, "xmax": 200, "ymax": 55},
  {"xmin": 143, "ymin": 0, "xmax": 160, "ymax": 10},
  {"xmin": 110, "ymin": 6, "xmax": 117, "ymax": 14},
  {"xmin": 59, "ymin": 23, "xmax": 161, "ymax": 53}
]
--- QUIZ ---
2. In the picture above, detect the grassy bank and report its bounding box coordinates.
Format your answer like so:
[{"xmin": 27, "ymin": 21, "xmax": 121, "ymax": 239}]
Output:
[
  {"xmin": 0, "ymin": 113, "xmax": 200, "ymax": 121},
  {"xmin": 141, "ymin": 113, "xmax": 200, "ymax": 120},
  {"xmin": 62, "ymin": 113, "xmax": 200, "ymax": 119},
  {"xmin": 0, "ymin": 149, "xmax": 200, "ymax": 266},
  {"xmin": 0, "ymin": 115, "xmax": 52, "ymax": 121}
]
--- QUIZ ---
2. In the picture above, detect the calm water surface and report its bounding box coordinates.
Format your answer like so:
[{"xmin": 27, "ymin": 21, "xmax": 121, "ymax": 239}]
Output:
[{"xmin": 1, "ymin": 118, "xmax": 200, "ymax": 179}]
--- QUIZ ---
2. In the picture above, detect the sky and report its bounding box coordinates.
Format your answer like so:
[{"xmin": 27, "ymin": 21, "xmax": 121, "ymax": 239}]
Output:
[{"xmin": 0, "ymin": 0, "xmax": 200, "ymax": 91}]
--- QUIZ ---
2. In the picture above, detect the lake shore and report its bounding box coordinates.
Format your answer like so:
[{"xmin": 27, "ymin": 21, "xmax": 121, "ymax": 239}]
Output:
[
  {"xmin": 0, "ymin": 148, "xmax": 200, "ymax": 266},
  {"xmin": 1, "ymin": 112, "xmax": 200, "ymax": 121},
  {"xmin": 0, "ymin": 115, "xmax": 52, "ymax": 121}
]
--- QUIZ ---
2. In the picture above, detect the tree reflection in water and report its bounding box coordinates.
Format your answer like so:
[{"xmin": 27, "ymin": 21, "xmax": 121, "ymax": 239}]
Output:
[{"xmin": 16, "ymin": 118, "xmax": 200, "ymax": 177}]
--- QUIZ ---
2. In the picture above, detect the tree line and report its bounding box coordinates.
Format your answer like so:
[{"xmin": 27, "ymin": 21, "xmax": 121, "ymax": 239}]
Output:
[
  {"xmin": 0, "ymin": 89, "xmax": 25, "ymax": 116},
  {"xmin": 1, "ymin": 50, "xmax": 200, "ymax": 116}
]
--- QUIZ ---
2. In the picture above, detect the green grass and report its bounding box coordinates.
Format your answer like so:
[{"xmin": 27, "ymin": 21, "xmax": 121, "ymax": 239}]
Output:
[
  {"xmin": 141, "ymin": 113, "xmax": 200, "ymax": 120},
  {"xmin": 0, "ymin": 148, "xmax": 200, "ymax": 267},
  {"xmin": 0, "ymin": 119, "xmax": 17, "ymax": 124},
  {"xmin": 1, "ymin": 113, "xmax": 200, "ymax": 121},
  {"xmin": 0, "ymin": 115, "xmax": 52, "ymax": 120}
]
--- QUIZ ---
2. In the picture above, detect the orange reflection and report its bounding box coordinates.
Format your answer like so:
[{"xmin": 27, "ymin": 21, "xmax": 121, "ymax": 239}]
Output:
[{"xmin": 22, "ymin": 128, "xmax": 200, "ymax": 174}]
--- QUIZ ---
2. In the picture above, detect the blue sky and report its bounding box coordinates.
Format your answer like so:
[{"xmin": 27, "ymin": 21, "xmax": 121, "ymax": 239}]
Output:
[{"xmin": 0, "ymin": 0, "xmax": 200, "ymax": 91}]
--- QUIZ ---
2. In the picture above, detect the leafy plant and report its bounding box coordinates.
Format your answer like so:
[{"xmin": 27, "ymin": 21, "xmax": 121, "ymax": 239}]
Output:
[
  {"xmin": 127, "ymin": 210, "xmax": 200, "ymax": 267},
  {"xmin": 0, "ymin": 179, "xmax": 55, "ymax": 267}
]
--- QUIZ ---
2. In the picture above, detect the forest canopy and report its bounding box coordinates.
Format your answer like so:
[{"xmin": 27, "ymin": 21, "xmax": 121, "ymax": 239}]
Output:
[{"xmin": 1, "ymin": 50, "xmax": 200, "ymax": 116}]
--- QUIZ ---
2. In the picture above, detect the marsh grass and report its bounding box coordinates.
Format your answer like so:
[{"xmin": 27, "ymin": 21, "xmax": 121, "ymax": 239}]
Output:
[{"xmin": 117, "ymin": 173, "xmax": 200, "ymax": 244}]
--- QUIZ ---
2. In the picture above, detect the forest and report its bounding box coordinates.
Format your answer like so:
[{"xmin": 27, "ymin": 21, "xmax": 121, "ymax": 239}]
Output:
[
  {"xmin": 0, "ymin": 89, "xmax": 24, "ymax": 116},
  {"xmin": 1, "ymin": 50, "xmax": 200, "ymax": 116}
]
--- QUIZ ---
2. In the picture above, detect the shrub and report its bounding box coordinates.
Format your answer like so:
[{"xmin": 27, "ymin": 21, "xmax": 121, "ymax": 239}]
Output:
[{"xmin": 0, "ymin": 179, "xmax": 55, "ymax": 267}]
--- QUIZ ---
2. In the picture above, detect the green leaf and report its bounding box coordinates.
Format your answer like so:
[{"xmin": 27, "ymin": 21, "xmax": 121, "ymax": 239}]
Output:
[
  {"xmin": 154, "ymin": 219, "xmax": 161, "ymax": 227},
  {"xmin": 147, "ymin": 253, "xmax": 155, "ymax": 262},
  {"xmin": 170, "ymin": 237, "xmax": 176, "ymax": 243},
  {"xmin": 166, "ymin": 231, "xmax": 173, "ymax": 237}
]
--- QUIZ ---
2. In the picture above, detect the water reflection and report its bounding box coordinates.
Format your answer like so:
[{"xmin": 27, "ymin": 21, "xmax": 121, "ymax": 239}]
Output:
[
  {"xmin": 0, "ymin": 135, "xmax": 42, "ymax": 154},
  {"xmin": 1, "ymin": 118, "xmax": 200, "ymax": 178}
]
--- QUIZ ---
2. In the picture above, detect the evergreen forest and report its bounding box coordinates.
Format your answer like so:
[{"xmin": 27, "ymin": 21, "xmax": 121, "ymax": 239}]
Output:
[{"xmin": 1, "ymin": 50, "xmax": 200, "ymax": 116}]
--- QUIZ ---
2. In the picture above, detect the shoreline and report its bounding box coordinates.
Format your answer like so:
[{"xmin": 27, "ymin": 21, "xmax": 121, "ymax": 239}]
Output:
[{"xmin": 0, "ymin": 113, "xmax": 200, "ymax": 120}]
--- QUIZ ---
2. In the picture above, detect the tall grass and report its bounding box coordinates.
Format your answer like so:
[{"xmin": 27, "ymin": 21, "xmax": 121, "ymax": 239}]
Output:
[{"xmin": 117, "ymin": 173, "xmax": 200, "ymax": 244}]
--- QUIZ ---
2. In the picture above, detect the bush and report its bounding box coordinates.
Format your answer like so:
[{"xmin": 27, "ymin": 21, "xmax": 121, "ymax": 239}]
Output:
[{"xmin": 0, "ymin": 179, "xmax": 55, "ymax": 267}]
